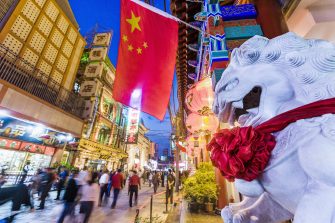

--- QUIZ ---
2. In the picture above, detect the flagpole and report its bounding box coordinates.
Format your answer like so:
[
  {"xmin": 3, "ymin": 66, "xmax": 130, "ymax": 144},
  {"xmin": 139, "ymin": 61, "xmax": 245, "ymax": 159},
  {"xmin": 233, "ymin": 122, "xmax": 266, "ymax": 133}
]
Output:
[{"xmin": 131, "ymin": 0, "xmax": 223, "ymax": 41}]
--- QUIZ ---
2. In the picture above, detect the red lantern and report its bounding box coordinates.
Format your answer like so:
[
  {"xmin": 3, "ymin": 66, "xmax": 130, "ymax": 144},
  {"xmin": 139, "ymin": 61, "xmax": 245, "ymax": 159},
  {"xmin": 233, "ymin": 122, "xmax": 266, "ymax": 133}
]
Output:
[
  {"xmin": 186, "ymin": 113, "xmax": 219, "ymax": 134},
  {"xmin": 185, "ymin": 78, "xmax": 214, "ymax": 115}
]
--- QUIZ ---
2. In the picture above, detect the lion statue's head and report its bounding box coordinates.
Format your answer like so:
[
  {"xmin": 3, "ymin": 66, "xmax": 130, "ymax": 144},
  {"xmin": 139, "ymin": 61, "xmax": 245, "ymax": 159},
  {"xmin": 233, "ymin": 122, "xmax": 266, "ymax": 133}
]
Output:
[{"xmin": 213, "ymin": 32, "xmax": 335, "ymax": 127}]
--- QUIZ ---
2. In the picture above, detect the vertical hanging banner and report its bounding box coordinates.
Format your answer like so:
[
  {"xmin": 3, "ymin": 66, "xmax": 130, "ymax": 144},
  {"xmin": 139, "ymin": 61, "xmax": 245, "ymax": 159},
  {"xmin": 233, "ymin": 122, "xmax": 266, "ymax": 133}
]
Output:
[
  {"xmin": 125, "ymin": 107, "xmax": 140, "ymax": 144},
  {"xmin": 113, "ymin": 0, "xmax": 179, "ymax": 120}
]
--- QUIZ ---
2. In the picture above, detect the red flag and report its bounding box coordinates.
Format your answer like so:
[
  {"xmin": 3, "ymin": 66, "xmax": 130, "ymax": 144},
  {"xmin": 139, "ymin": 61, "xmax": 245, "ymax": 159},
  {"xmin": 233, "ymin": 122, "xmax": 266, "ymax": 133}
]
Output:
[{"xmin": 113, "ymin": 0, "xmax": 178, "ymax": 120}]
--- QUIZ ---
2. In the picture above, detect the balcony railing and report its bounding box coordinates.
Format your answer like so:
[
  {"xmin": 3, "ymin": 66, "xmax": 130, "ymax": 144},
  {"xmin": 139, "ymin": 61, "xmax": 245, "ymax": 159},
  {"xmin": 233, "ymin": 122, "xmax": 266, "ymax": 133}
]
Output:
[{"xmin": 0, "ymin": 44, "xmax": 85, "ymax": 118}]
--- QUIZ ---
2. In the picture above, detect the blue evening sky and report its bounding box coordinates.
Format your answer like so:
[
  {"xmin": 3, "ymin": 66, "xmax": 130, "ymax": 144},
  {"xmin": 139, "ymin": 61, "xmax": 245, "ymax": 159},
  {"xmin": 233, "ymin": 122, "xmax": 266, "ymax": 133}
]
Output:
[{"xmin": 69, "ymin": 0, "xmax": 177, "ymax": 155}]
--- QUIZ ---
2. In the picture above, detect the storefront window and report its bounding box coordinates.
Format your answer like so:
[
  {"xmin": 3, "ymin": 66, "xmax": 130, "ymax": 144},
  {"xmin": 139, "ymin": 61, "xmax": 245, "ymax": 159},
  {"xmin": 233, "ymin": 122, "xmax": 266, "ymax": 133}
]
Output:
[{"xmin": 0, "ymin": 149, "xmax": 52, "ymax": 173}]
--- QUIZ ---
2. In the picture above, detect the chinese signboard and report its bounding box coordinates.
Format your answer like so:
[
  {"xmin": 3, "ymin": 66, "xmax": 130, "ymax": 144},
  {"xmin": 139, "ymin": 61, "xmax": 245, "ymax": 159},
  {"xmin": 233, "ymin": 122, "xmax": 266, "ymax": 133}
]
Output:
[
  {"xmin": 84, "ymin": 62, "xmax": 104, "ymax": 78},
  {"xmin": 0, "ymin": 137, "xmax": 55, "ymax": 156},
  {"xmin": 89, "ymin": 47, "xmax": 108, "ymax": 61},
  {"xmin": 79, "ymin": 80, "xmax": 102, "ymax": 97},
  {"xmin": 0, "ymin": 137, "xmax": 21, "ymax": 150},
  {"xmin": 125, "ymin": 108, "xmax": 140, "ymax": 144},
  {"xmin": 92, "ymin": 32, "xmax": 112, "ymax": 47},
  {"xmin": 0, "ymin": 116, "xmax": 71, "ymax": 147}
]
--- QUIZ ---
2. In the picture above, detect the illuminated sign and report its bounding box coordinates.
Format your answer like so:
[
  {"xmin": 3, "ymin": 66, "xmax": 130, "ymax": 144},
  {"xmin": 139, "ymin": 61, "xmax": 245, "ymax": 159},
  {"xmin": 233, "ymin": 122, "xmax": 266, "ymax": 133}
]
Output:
[
  {"xmin": 0, "ymin": 136, "xmax": 55, "ymax": 156},
  {"xmin": 20, "ymin": 142, "xmax": 46, "ymax": 154},
  {"xmin": 0, "ymin": 116, "xmax": 74, "ymax": 147},
  {"xmin": 125, "ymin": 108, "xmax": 140, "ymax": 144},
  {"xmin": 0, "ymin": 137, "xmax": 21, "ymax": 150}
]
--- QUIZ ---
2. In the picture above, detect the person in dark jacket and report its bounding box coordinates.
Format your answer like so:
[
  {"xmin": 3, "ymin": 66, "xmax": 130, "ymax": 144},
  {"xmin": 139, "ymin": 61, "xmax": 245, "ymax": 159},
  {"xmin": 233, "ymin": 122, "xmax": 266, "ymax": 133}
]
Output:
[
  {"xmin": 57, "ymin": 170, "xmax": 79, "ymax": 223},
  {"xmin": 55, "ymin": 167, "xmax": 68, "ymax": 200},
  {"xmin": 37, "ymin": 168, "xmax": 55, "ymax": 210}
]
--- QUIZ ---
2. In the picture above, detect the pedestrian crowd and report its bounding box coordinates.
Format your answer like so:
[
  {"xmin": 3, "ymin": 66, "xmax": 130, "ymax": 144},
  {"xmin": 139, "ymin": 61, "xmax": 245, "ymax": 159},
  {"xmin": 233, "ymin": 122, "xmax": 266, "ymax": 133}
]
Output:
[{"xmin": 0, "ymin": 162, "xmax": 189, "ymax": 223}]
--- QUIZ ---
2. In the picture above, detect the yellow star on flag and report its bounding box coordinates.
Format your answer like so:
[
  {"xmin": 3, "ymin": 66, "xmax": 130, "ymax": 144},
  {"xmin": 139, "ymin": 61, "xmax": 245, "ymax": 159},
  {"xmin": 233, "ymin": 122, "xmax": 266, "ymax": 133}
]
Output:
[
  {"xmin": 137, "ymin": 47, "xmax": 142, "ymax": 54},
  {"xmin": 122, "ymin": 35, "xmax": 128, "ymax": 42},
  {"xmin": 143, "ymin": 42, "xmax": 148, "ymax": 48},
  {"xmin": 126, "ymin": 11, "xmax": 141, "ymax": 33},
  {"xmin": 128, "ymin": 44, "xmax": 134, "ymax": 51}
]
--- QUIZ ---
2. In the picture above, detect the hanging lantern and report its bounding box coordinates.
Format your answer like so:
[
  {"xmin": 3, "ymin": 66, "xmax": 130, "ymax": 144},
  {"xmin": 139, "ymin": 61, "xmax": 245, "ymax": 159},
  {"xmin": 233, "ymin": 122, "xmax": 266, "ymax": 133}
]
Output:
[
  {"xmin": 185, "ymin": 78, "xmax": 214, "ymax": 115},
  {"xmin": 186, "ymin": 113, "xmax": 219, "ymax": 134}
]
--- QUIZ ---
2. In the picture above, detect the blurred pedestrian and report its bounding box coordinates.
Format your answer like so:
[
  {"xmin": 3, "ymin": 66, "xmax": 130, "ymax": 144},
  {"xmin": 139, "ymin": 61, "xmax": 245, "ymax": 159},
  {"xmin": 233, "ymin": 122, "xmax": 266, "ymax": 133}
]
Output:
[
  {"xmin": 152, "ymin": 171, "xmax": 160, "ymax": 194},
  {"xmin": 37, "ymin": 168, "xmax": 55, "ymax": 210},
  {"xmin": 142, "ymin": 170, "xmax": 147, "ymax": 185},
  {"xmin": 78, "ymin": 166, "xmax": 90, "ymax": 187},
  {"xmin": 79, "ymin": 172, "xmax": 99, "ymax": 223},
  {"xmin": 161, "ymin": 171, "xmax": 165, "ymax": 187},
  {"xmin": 107, "ymin": 170, "xmax": 114, "ymax": 197},
  {"xmin": 129, "ymin": 170, "xmax": 141, "ymax": 207},
  {"xmin": 29, "ymin": 169, "xmax": 41, "ymax": 208},
  {"xmin": 111, "ymin": 169, "xmax": 123, "ymax": 209},
  {"xmin": 166, "ymin": 169, "xmax": 175, "ymax": 205},
  {"xmin": 57, "ymin": 170, "xmax": 79, "ymax": 223},
  {"xmin": 148, "ymin": 171, "xmax": 153, "ymax": 187},
  {"xmin": 55, "ymin": 167, "xmax": 68, "ymax": 200},
  {"xmin": 9, "ymin": 181, "xmax": 33, "ymax": 222},
  {"xmin": 98, "ymin": 169, "xmax": 109, "ymax": 206}
]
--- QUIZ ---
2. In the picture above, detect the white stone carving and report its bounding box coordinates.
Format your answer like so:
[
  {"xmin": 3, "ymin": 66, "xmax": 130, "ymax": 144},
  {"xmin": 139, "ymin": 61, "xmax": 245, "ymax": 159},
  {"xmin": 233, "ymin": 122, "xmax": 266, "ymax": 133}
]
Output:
[{"xmin": 213, "ymin": 32, "xmax": 335, "ymax": 223}]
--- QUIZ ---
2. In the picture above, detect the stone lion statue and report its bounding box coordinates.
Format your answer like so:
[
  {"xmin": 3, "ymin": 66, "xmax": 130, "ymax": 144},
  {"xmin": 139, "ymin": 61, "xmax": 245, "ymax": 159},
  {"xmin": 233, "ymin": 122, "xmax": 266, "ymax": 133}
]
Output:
[{"xmin": 212, "ymin": 32, "xmax": 335, "ymax": 223}]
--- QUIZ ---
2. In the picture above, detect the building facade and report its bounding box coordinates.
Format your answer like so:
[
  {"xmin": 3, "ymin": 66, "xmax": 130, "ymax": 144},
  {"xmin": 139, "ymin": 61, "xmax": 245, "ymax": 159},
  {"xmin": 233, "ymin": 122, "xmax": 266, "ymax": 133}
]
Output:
[
  {"xmin": 0, "ymin": 0, "xmax": 85, "ymax": 177},
  {"xmin": 127, "ymin": 122, "xmax": 151, "ymax": 171},
  {"xmin": 76, "ymin": 32, "xmax": 128, "ymax": 171}
]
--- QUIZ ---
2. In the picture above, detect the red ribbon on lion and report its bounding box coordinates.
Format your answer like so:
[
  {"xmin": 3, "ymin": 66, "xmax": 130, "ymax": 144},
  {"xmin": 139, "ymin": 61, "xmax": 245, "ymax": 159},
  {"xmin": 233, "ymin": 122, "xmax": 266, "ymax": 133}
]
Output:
[{"xmin": 207, "ymin": 98, "xmax": 335, "ymax": 182}]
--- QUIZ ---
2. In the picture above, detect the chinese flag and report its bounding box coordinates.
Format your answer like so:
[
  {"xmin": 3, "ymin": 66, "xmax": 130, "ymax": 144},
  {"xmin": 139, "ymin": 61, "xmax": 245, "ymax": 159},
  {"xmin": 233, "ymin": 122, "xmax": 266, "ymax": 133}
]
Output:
[{"xmin": 113, "ymin": 0, "xmax": 178, "ymax": 120}]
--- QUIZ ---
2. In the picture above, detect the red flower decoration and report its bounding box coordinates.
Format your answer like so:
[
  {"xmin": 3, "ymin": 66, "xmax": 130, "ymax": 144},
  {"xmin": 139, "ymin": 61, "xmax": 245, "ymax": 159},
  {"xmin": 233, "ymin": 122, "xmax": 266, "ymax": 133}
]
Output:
[{"xmin": 207, "ymin": 126, "xmax": 276, "ymax": 182}]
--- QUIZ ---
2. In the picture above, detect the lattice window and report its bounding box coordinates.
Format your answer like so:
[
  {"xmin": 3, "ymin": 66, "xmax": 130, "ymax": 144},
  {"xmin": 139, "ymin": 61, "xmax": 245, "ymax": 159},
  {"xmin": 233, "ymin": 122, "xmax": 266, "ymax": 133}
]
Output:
[
  {"xmin": 51, "ymin": 29, "xmax": 64, "ymax": 48},
  {"xmin": 38, "ymin": 15, "xmax": 53, "ymax": 37},
  {"xmin": 2, "ymin": 34, "xmax": 23, "ymax": 54},
  {"xmin": 38, "ymin": 59, "xmax": 52, "ymax": 75},
  {"xmin": 56, "ymin": 54, "xmax": 68, "ymax": 72},
  {"xmin": 29, "ymin": 30, "xmax": 46, "ymax": 53},
  {"xmin": 51, "ymin": 69, "xmax": 63, "ymax": 84},
  {"xmin": 67, "ymin": 27, "xmax": 77, "ymax": 44},
  {"xmin": 57, "ymin": 15, "xmax": 69, "ymax": 34},
  {"xmin": 62, "ymin": 40, "xmax": 73, "ymax": 58},
  {"xmin": 44, "ymin": 43, "xmax": 58, "ymax": 63},
  {"xmin": 45, "ymin": 1, "xmax": 59, "ymax": 22},
  {"xmin": 34, "ymin": 0, "xmax": 46, "ymax": 8},
  {"xmin": 10, "ymin": 15, "xmax": 32, "ymax": 41},
  {"xmin": 21, "ymin": 0, "xmax": 40, "ymax": 23},
  {"xmin": 22, "ymin": 48, "xmax": 39, "ymax": 66}
]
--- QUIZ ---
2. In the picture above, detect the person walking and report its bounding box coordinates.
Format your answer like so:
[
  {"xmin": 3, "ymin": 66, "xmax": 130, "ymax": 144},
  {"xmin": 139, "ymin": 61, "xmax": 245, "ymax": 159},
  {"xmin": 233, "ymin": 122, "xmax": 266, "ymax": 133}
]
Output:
[
  {"xmin": 37, "ymin": 168, "xmax": 55, "ymax": 210},
  {"xmin": 166, "ymin": 169, "xmax": 175, "ymax": 205},
  {"xmin": 79, "ymin": 172, "xmax": 99, "ymax": 223},
  {"xmin": 152, "ymin": 171, "xmax": 160, "ymax": 194},
  {"xmin": 55, "ymin": 167, "xmax": 68, "ymax": 200},
  {"xmin": 111, "ymin": 169, "xmax": 123, "ymax": 209},
  {"xmin": 161, "ymin": 171, "xmax": 165, "ymax": 187},
  {"xmin": 98, "ymin": 169, "xmax": 109, "ymax": 206},
  {"xmin": 128, "ymin": 170, "xmax": 141, "ymax": 207},
  {"xmin": 29, "ymin": 169, "xmax": 41, "ymax": 208},
  {"xmin": 57, "ymin": 170, "xmax": 79, "ymax": 223},
  {"xmin": 148, "ymin": 171, "xmax": 153, "ymax": 187},
  {"xmin": 21, "ymin": 161, "xmax": 31, "ymax": 183}
]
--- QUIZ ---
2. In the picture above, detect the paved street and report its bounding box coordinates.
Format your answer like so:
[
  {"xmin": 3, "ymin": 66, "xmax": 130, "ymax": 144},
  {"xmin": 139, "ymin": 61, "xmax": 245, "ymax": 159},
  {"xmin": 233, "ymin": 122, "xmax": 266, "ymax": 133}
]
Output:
[{"xmin": 0, "ymin": 184, "xmax": 170, "ymax": 223}]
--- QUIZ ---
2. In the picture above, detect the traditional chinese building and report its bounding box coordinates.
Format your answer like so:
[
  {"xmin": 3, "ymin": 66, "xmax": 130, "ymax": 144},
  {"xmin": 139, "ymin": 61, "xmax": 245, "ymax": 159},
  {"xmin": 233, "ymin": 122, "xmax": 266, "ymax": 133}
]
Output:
[{"xmin": 75, "ymin": 32, "xmax": 128, "ymax": 171}]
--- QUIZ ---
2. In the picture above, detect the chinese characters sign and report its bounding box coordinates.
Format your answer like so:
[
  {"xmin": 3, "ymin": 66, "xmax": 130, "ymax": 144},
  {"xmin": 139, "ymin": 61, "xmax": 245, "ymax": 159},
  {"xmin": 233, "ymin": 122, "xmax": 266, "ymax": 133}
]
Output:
[
  {"xmin": 0, "ymin": 137, "xmax": 55, "ymax": 156},
  {"xmin": 125, "ymin": 108, "xmax": 140, "ymax": 144},
  {"xmin": 0, "ymin": 116, "xmax": 71, "ymax": 147}
]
